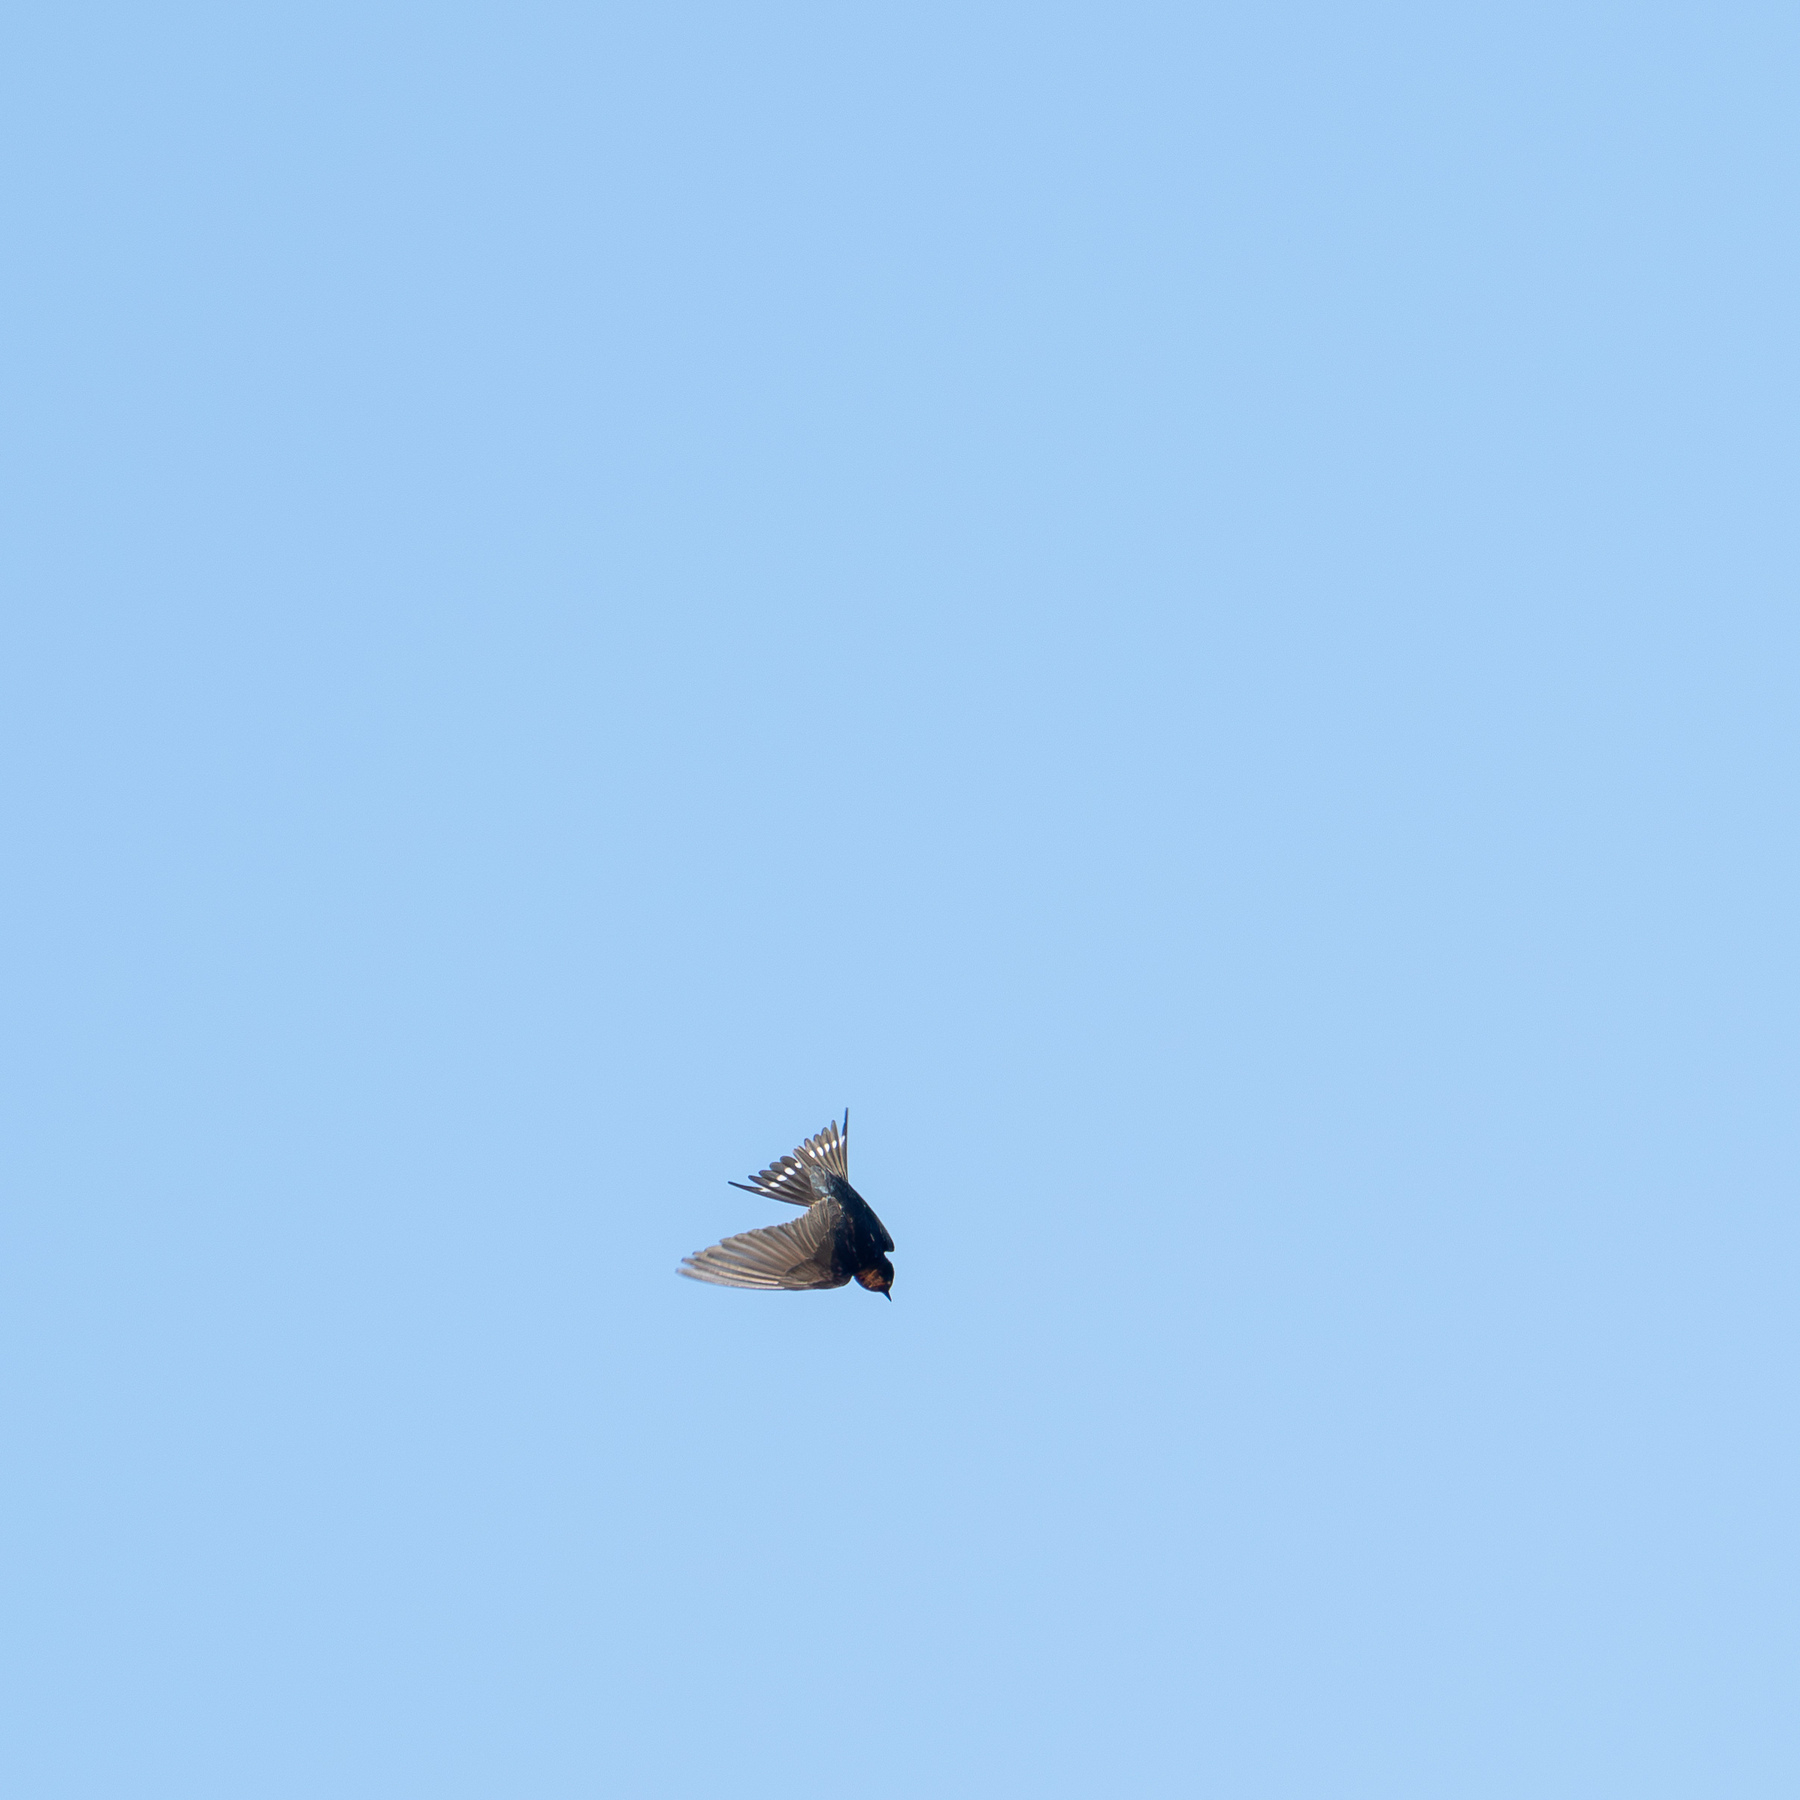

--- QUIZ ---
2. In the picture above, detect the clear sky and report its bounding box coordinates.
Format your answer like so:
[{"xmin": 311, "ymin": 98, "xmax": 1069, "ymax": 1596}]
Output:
[{"xmin": 2, "ymin": 4, "xmax": 1795, "ymax": 1795}]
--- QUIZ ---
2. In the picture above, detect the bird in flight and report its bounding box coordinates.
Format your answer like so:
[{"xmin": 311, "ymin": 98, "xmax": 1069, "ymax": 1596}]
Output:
[{"xmin": 678, "ymin": 1112, "xmax": 895, "ymax": 1298}]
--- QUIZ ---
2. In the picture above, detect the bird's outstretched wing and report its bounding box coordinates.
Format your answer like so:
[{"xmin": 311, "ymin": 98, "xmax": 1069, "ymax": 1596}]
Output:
[
  {"xmin": 678, "ymin": 1204, "xmax": 847, "ymax": 1290},
  {"xmin": 728, "ymin": 1112, "xmax": 849, "ymax": 1210}
]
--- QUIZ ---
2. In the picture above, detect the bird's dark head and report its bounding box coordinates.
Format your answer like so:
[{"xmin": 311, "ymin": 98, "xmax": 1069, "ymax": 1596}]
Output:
[{"xmin": 856, "ymin": 1256, "xmax": 895, "ymax": 1300}]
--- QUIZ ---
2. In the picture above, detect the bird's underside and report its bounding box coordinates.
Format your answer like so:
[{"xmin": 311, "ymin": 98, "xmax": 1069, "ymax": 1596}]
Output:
[{"xmin": 679, "ymin": 1113, "xmax": 895, "ymax": 1295}]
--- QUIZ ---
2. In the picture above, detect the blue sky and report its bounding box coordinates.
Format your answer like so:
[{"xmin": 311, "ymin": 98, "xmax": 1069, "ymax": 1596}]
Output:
[{"xmin": 2, "ymin": 4, "xmax": 1795, "ymax": 1795}]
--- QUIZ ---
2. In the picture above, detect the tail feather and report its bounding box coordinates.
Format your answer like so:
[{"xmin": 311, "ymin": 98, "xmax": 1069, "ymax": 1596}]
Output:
[{"xmin": 728, "ymin": 1113, "xmax": 849, "ymax": 1208}]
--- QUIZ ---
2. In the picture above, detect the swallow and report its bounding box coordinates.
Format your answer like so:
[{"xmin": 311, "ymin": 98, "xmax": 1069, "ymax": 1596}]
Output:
[{"xmin": 678, "ymin": 1112, "xmax": 895, "ymax": 1297}]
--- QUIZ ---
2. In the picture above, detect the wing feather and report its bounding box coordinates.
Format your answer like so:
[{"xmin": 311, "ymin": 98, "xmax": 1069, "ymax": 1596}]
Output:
[{"xmin": 678, "ymin": 1204, "xmax": 847, "ymax": 1291}]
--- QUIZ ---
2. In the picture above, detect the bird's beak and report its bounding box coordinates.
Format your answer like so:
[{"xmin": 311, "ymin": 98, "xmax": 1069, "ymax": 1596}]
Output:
[{"xmin": 885, "ymin": 1289, "xmax": 892, "ymax": 1301}]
